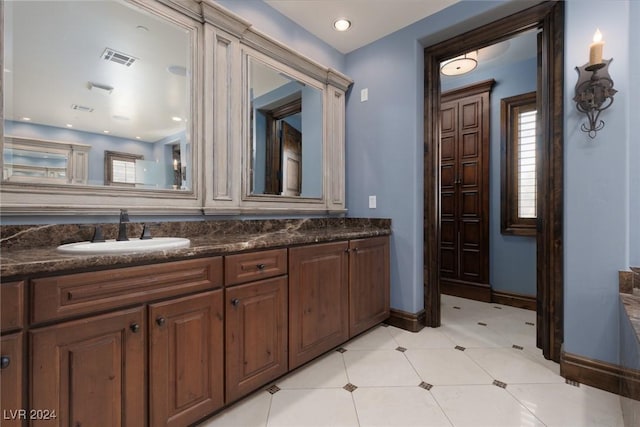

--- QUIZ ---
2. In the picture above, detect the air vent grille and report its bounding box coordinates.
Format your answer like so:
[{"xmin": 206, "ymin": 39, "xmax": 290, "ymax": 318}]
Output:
[
  {"xmin": 101, "ymin": 48, "xmax": 137, "ymax": 67},
  {"xmin": 71, "ymin": 104, "xmax": 94, "ymax": 113}
]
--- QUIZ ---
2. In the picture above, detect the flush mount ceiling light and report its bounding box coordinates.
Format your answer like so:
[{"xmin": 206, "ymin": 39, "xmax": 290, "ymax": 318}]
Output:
[
  {"xmin": 333, "ymin": 18, "xmax": 351, "ymax": 32},
  {"xmin": 440, "ymin": 51, "xmax": 478, "ymax": 76}
]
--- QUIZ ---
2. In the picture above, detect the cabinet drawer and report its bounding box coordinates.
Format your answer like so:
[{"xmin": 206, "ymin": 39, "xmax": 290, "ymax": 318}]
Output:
[
  {"xmin": 31, "ymin": 257, "xmax": 222, "ymax": 324},
  {"xmin": 1, "ymin": 281, "xmax": 24, "ymax": 333},
  {"xmin": 225, "ymin": 249, "xmax": 287, "ymax": 286}
]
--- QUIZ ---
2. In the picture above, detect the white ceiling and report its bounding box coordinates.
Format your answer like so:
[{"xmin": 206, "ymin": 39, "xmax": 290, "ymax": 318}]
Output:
[{"xmin": 264, "ymin": 0, "xmax": 461, "ymax": 54}]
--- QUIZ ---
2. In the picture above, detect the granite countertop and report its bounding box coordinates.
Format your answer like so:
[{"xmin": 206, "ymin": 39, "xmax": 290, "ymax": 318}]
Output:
[
  {"xmin": 0, "ymin": 218, "xmax": 391, "ymax": 279},
  {"xmin": 621, "ymin": 292, "xmax": 640, "ymax": 343}
]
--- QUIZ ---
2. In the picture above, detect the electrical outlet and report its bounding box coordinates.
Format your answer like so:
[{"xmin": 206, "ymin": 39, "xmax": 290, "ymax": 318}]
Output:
[
  {"xmin": 368, "ymin": 195, "xmax": 376, "ymax": 209},
  {"xmin": 361, "ymin": 88, "xmax": 368, "ymax": 102}
]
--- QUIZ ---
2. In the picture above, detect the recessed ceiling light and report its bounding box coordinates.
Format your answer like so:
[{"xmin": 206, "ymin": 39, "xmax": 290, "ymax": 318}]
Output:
[
  {"xmin": 66, "ymin": 124, "xmax": 73, "ymax": 128},
  {"xmin": 136, "ymin": 25, "xmax": 149, "ymax": 32},
  {"xmin": 172, "ymin": 116, "xmax": 183, "ymax": 122},
  {"xmin": 22, "ymin": 117, "xmax": 31, "ymax": 121},
  {"xmin": 103, "ymin": 130, "xmax": 110, "ymax": 134},
  {"xmin": 333, "ymin": 19, "xmax": 351, "ymax": 32},
  {"xmin": 167, "ymin": 65, "xmax": 187, "ymax": 76},
  {"xmin": 136, "ymin": 136, "xmax": 141, "ymax": 140}
]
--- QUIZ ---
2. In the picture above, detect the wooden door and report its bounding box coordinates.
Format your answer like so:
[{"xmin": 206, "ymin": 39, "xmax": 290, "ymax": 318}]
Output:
[
  {"xmin": 30, "ymin": 307, "xmax": 145, "ymax": 427},
  {"xmin": 440, "ymin": 80, "xmax": 493, "ymax": 301},
  {"xmin": 149, "ymin": 290, "xmax": 224, "ymax": 427},
  {"xmin": 281, "ymin": 121, "xmax": 302, "ymax": 196},
  {"xmin": 348, "ymin": 237, "xmax": 390, "ymax": 337},
  {"xmin": 225, "ymin": 276, "xmax": 288, "ymax": 403},
  {"xmin": 289, "ymin": 241, "xmax": 349, "ymax": 369},
  {"xmin": 1, "ymin": 332, "xmax": 24, "ymax": 427}
]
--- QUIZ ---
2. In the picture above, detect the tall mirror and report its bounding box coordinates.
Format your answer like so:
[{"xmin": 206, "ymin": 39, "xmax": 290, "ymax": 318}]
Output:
[
  {"xmin": 2, "ymin": 0, "xmax": 193, "ymax": 191},
  {"xmin": 248, "ymin": 57, "xmax": 323, "ymax": 199}
]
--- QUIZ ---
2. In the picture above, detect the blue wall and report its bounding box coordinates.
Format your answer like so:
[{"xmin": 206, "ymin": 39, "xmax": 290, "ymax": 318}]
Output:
[
  {"xmin": 344, "ymin": 1, "xmax": 516, "ymax": 313},
  {"xmin": 442, "ymin": 56, "xmax": 538, "ymax": 297},
  {"xmin": 5, "ymin": 120, "xmax": 162, "ymax": 186},
  {"xmin": 563, "ymin": 0, "xmax": 633, "ymax": 365}
]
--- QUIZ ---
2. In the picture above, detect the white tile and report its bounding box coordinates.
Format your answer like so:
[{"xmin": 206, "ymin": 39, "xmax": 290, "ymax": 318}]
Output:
[
  {"xmin": 198, "ymin": 389, "xmax": 271, "ymax": 427},
  {"xmin": 404, "ymin": 348, "xmax": 494, "ymax": 385},
  {"xmin": 267, "ymin": 388, "xmax": 359, "ymax": 427},
  {"xmin": 465, "ymin": 348, "xmax": 564, "ymax": 384},
  {"xmin": 353, "ymin": 386, "xmax": 452, "ymax": 427},
  {"xmin": 278, "ymin": 352, "xmax": 348, "ymax": 389},
  {"xmin": 343, "ymin": 349, "xmax": 421, "ymax": 386},
  {"xmin": 439, "ymin": 322, "xmax": 511, "ymax": 348},
  {"xmin": 388, "ymin": 325, "xmax": 456, "ymax": 349},
  {"xmin": 508, "ymin": 383, "xmax": 625, "ymax": 427},
  {"xmin": 431, "ymin": 384, "xmax": 545, "ymax": 427},
  {"xmin": 344, "ymin": 325, "xmax": 397, "ymax": 350}
]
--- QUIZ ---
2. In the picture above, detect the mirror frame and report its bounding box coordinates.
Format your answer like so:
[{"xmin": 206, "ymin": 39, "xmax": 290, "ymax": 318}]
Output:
[
  {"xmin": 201, "ymin": 1, "xmax": 353, "ymax": 215},
  {"xmin": 0, "ymin": 0, "xmax": 203, "ymax": 215}
]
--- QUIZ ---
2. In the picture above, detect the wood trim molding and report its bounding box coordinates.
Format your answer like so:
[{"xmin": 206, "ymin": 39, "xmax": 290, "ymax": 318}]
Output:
[
  {"xmin": 560, "ymin": 350, "xmax": 640, "ymax": 400},
  {"xmin": 423, "ymin": 1, "xmax": 564, "ymax": 362},
  {"xmin": 385, "ymin": 309, "xmax": 426, "ymax": 333},
  {"xmin": 491, "ymin": 290, "xmax": 536, "ymax": 311},
  {"xmin": 441, "ymin": 282, "xmax": 491, "ymax": 303}
]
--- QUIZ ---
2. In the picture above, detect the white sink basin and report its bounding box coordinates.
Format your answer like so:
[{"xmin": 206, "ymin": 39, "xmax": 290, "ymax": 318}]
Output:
[{"xmin": 57, "ymin": 237, "xmax": 190, "ymax": 255}]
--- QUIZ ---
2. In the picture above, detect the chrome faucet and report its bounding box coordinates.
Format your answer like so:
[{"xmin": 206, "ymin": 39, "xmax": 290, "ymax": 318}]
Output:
[{"xmin": 117, "ymin": 209, "xmax": 130, "ymax": 241}]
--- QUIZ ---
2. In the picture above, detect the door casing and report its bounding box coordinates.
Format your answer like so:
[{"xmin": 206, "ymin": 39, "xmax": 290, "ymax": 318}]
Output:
[{"xmin": 423, "ymin": 1, "xmax": 564, "ymax": 361}]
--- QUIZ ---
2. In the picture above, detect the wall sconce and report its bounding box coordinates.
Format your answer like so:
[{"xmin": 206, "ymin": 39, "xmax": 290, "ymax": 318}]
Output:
[{"xmin": 573, "ymin": 29, "xmax": 617, "ymax": 139}]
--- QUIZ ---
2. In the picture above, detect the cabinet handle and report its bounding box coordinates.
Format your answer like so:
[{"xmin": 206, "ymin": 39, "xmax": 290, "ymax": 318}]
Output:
[
  {"xmin": 0, "ymin": 356, "xmax": 10, "ymax": 369},
  {"xmin": 130, "ymin": 323, "xmax": 140, "ymax": 333},
  {"xmin": 156, "ymin": 317, "xmax": 166, "ymax": 327},
  {"xmin": 231, "ymin": 298, "xmax": 240, "ymax": 307},
  {"xmin": 353, "ymin": 247, "xmax": 359, "ymax": 253},
  {"xmin": 256, "ymin": 263, "xmax": 266, "ymax": 270},
  {"xmin": 344, "ymin": 248, "xmax": 350, "ymax": 253}
]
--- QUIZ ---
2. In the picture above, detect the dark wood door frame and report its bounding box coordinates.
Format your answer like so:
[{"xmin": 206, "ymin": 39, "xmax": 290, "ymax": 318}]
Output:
[{"xmin": 423, "ymin": 2, "xmax": 564, "ymax": 362}]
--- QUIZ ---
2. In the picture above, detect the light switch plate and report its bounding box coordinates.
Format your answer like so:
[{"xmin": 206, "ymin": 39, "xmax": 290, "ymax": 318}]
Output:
[
  {"xmin": 369, "ymin": 195, "xmax": 376, "ymax": 209},
  {"xmin": 361, "ymin": 88, "xmax": 368, "ymax": 102}
]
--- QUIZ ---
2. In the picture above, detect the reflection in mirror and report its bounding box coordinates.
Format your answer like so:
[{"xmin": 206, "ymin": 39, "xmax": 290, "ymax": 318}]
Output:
[
  {"xmin": 249, "ymin": 57, "xmax": 323, "ymax": 198},
  {"xmin": 2, "ymin": 0, "xmax": 192, "ymax": 190}
]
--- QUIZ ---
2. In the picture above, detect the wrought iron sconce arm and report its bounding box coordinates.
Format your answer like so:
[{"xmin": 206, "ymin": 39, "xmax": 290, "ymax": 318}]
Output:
[{"xmin": 574, "ymin": 59, "xmax": 617, "ymax": 139}]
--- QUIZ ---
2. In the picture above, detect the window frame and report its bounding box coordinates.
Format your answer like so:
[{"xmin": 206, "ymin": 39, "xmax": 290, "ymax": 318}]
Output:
[
  {"xmin": 104, "ymin": 151, "xmax": 143, "ymax": 187},
  {"xmin": 500, "ymin": 91, "xmax": 537, "ymax": 236}
]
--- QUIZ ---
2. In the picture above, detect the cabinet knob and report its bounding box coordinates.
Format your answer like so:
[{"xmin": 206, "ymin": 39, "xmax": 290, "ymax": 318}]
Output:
[
  {"xmin": 256, "ymin": 263, "xmax": 266, "ymax": 270},
  {"xmin": 353, "ymin": 247, "xmax": 359, "ymax": 253},
  {"xmin": 231, "ymin": 298, "xmax": 240, "ymax": 307},
  {"xmin": 0, "ymin": 356, "xmax": 10, "ymax": 369},
  {"xmin": 130, "ymin": 323, "xmax": 140, "ymax": 333},
  {"xmin": 156, "ymin": 317, "xmax": 166, "ymax": 327}
]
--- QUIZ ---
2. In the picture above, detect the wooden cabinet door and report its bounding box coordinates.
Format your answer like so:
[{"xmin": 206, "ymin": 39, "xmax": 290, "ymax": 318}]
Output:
[
  {"xmin": 30, "ymin": 307, "xmax": 145, "ymax": 427},
  {"xmin": 440, "ymin": 81, "xmax": 493, "ymax": 301},
  {"xmin": 289, "ymin": 241, "xmax": 349, "ymax": 369},
  {"xmin": 225, "ymin": 277, "xmax": 288, "ymax": 403},
  {"xmin": 1, "ymin": 332, "xmax": 24, "ymax": 427},
  {"xmin": 149, "ymin": 290, "xmax": 224, "ymax": 427},
  {"xmin": 349, "ymin": 237, "xmax": 390, "ymax": 338}
]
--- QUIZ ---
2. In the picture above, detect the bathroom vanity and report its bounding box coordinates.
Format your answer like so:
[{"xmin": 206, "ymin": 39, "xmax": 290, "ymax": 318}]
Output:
[{"xmin": 0, "ymin": 219, "xmax": 390, "ymax": 427}]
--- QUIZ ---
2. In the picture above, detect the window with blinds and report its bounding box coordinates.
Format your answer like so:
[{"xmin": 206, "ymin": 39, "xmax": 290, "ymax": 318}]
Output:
[
  {"xmin": 501, "ymin": 91, "xmax": 537, "ymax": 236},
  {"xmin": 518, "ymin": 110, "xmax": 537, "ymax": 219},
  {"xmin": 104, "ymin": 151, "xmax": 143, "ymax": 187}
]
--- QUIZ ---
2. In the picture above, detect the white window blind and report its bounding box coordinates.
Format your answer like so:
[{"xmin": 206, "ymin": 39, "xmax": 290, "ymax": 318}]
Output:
[
  {"xmin": 112, "ymin": 159, "xmax": 136, "ymax": 184},
  {"xmin": 518, "ymin": 110, "xmax": 536, "ymax": 219}
]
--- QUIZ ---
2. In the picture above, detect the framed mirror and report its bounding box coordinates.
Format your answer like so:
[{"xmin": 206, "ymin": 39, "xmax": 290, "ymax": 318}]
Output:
[
  {"xmin": 246, "ymin": 55, "xmax": 324, "ymax": 200},
  {"xmin": 1, "ymin": 0, "xmax": 202, "ymax": 213}
]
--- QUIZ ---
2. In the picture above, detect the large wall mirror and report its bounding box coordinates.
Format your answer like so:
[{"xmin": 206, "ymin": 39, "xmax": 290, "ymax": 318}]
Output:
[
  {"xmin": 247, "ymin": 56, "xmax": 323, "ymax": 200},
  {"xmin": 1, "ymin": 0, "xmax": 200, "ymax": 212}
]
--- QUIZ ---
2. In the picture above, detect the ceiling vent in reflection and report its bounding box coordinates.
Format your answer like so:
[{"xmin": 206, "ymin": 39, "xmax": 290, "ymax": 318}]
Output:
[
  {"xmin": 71, "ymin": 104, "xmax": 94, "ymax": 113},
  {"xmin": 101, "ymin": 48, "xmax": 137, "ymax": 67}
]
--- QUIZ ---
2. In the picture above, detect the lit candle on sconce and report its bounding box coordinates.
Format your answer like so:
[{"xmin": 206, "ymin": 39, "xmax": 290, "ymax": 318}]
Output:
[
  {"xmin": 589, "ymin": 29, "xmax": 604, "ymax": 65},
  {"xmin": 173, "ymin": 159, "xmax": 178, "ymax": 171}
]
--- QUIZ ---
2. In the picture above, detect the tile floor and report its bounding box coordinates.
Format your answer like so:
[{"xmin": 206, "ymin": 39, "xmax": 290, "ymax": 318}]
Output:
[{"xmin": 198, "ymin": 295, "xmax": 624, "ymax": 427}]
